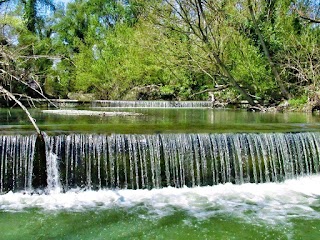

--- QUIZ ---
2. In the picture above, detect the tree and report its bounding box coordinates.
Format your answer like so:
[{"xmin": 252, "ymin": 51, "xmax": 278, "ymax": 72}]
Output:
[
  {"xmin": 2, "ymin": 0, "xmax": 315, "ymax": 105},
  {"xmin": 0, "ymin": 39, "xmax": 50, "ymax": 189},
  {"xmin": 247, "ymin": 0, "xmax": 290, "ymax": 99},
  {"xmin": 22, "ymin": 0, "xmax": 55, "ymax": 34},
  {"xmin": 0, "ymin": 10, "xmax": 57, "ymax": 102},
  {"xmin": 50, "ymin": 0, "xmax": 170, "ymax": 99},
  {"xmin": 146, "ymin": 0, "xmax": 258, "ymax": 105}
]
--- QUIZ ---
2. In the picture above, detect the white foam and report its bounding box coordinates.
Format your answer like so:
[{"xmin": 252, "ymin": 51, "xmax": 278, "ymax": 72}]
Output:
[
  {"xmin": 1, "ymin": 175, "xmax": 320, "ymax": 224},
  {"xmin": 46, "ymin": 152, "xmax": 61, "ymax": 194}
]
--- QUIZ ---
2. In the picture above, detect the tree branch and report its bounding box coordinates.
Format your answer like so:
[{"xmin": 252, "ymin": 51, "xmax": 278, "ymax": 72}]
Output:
[
  {"xmin": 0, "ymin": 68, "xmax": 59, "ymax": 108},
  {"xmin": 19, "ymin": 55, "xmax": 62, "ymax": 60},
  {"xmin": 0, "ymin": 85, "xmax": 41, "ymax": 135},
  {"xmin": 248, "ymin": 0, "xmax": 291, "ymax": 99},
  {"xmin": 295, "ymin": 9, "xmax": 320, "ymax": 23},
  {"xmin": 191, "ymin": 85, "xmax": 230, "ymax": 97}
]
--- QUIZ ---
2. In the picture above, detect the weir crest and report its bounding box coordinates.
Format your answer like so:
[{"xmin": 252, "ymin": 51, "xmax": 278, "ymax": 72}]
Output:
[{"xmin": 0, "ymin": 132, "xmax": 319, "ymax": 193}]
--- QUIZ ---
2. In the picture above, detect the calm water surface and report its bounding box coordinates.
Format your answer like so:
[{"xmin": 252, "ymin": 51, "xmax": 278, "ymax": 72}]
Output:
[{"xmin": 0, "ymin": 108, "xmax": 320, "ymax": 134}]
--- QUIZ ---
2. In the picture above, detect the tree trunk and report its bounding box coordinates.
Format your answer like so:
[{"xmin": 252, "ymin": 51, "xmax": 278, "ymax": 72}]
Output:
[
  {"xmin": 248, "ymin": 0, "xmax": 290, "ymax": 99},
  {"xmin": 195, "ymin": 1, "xmax": 256, "ymax": 106},
  {"xmin": 212, "ymin": 53, "xmax": 256, "ymax": 106}
]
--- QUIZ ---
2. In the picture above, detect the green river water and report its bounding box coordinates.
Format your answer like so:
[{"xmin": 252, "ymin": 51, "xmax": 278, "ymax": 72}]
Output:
[
  {"xmin": 1, "ymin": 107, "xmax": 320, "ymax": 134},
  {"xmin": 0, "ymin": 107, "xmax": 320, "ymax": 239}
]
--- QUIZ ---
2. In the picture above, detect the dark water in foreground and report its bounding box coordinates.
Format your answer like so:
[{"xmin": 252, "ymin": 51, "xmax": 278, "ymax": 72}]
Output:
[{"xmin": 0, "ymin": 108, "xmax": 320, "ymax": 239}]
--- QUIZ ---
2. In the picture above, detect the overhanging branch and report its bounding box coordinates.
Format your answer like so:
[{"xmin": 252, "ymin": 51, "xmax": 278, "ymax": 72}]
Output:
[
  {"xmin": 295, "ymin": 8, "xmax": 320, "ymax": 23},
  {"xmin": 191, "ymin": 85, "xmax": 230, "ymax": 97},
  {"xmin": 0, "ymin": 68, "xmax": 59, "ymax": 108},
  {"xmin": 0, "ymin": 85, "xmax": 41, "ymax": 135}
]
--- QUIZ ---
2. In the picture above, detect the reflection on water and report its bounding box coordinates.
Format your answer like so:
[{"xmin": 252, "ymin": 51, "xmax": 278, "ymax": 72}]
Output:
[{"xmin": 0, "ymin": 108, "xmax": 319, "ymax": 134}]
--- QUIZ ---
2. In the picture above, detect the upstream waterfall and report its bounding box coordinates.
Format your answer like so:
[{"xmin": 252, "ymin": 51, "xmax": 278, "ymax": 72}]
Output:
[
  {"xmin": 0, "ymin": 132, "xmax": 320, "ymax": 193},
  {"xmin": 91, "ymin": 100, "xmax": 213, "ymax": 108}
]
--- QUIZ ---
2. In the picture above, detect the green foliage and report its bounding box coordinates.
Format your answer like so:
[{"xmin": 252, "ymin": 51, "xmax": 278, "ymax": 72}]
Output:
[
  {"xmin": 2, "ymin": 0, "xmax": 319, "ymax": 104},
  {"xmin": 0, "ymin": 10, "xmax": 55, "ymax": 95},
  {"xmin": 225, "ymin": 31, "xmax": 277, "ymax": 100},
  {"xmin": 68, "ymin": 22, "xmax": 194, "ymax": 99},
  {"xmin": 22, "ymin": 0, "xmax": 55, "ymax": 34},
  {"xmin": 288, "ymin": 95, "xmax": 308, "ymax": 107}
]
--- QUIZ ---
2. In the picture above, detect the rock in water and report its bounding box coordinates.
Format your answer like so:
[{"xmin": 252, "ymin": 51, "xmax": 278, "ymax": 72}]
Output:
[{"xmin": 32, "ymin": 133, "xmax": 47, "ymax": 189}]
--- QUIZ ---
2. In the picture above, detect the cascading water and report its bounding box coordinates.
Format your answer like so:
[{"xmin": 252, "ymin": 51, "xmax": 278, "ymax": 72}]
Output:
[
  {"xmin": 36, "ymin": 99, "xmax": 214, "ymax": 108},
  {"xmin": 1, "ymin": 131, "xmax": 320, "ymax": 239},
  {"xmin": 91, "ymin": 100, "xmax": 213, "ymax": 108},
  {"xmin": 45, "ymin": 150, "xmax": 61, "ymax": 193},
  {"xmin": 0, "ymin": 135, "xmax": 36, "ymax": 192},
  {"xmin": 0, "ymin": 132, "xmax": 320, "ymax": 193}
]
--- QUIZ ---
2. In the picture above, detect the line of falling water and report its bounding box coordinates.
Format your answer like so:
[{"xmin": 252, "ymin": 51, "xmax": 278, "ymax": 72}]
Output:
[
  {"xmin": 45, "ymin": 134, "xmax": 61, "ymax": 193},
  {"xmin": 1, "ymin": 132, "xmax": 320, "ymax": 193},
  {"xmin": 43, "ymin": 132, "xmax": 320, "ymax": 190},
  {"xmin": 0, "ymin": 135, "xmax": 36, "ymax": 192},
  {"xmin": 91, "ymin": 100, "xmax": 213, "ymax": 108}
]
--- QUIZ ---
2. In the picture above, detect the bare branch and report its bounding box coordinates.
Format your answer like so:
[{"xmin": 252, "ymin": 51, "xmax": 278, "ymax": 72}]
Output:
[
  {"xmin": 0, "ymin": 85, "xmax": 41, "ymax": 135},
  {"xmin": 295, "ymin": 8, "xmax": 320, "ymax": 23},
  {"xmin": 19, "ymin": 55, "xmax": 63, "ymax": 60},
  {"xmin": 0, "ymin": 68, "xmax": 59, "ymax": 108},
  {"xmin": 191, "ymin": 85, "xmax": 230, "ymax": 97},
  {"xmin": 186, "ymin": 52, "xmax": 219, "ymax": 85}
]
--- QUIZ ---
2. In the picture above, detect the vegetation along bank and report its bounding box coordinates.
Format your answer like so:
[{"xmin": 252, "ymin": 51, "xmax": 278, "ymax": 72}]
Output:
[{"xmin": 0, "ymin": 0, "xmax": 319, "ymax": 111}]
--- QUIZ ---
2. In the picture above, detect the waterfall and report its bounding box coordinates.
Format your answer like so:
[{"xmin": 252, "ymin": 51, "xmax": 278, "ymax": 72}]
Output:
[
  {"xmin": 0, "ymin": 135, "xmax": 36, "ymax": 192},
  {"xmin": 0, "ymin": 132, "xmax": 320, "ymax": 193},
  {"xmin": 91, "ymin": 100, "xmax": 213, "ymax": 108},
  {"xmin": 35, "ymin": 99, "xmax": 213, "ymax": 108},
  {"xmin": 45, "ymin": 146, "xmax": 61, "ymax": 193}
]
